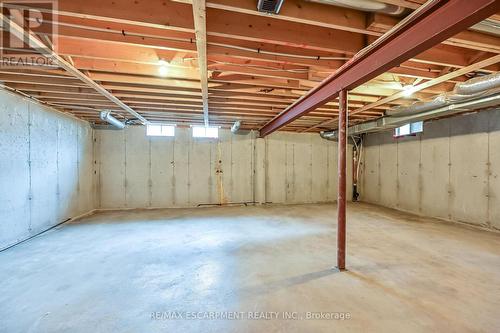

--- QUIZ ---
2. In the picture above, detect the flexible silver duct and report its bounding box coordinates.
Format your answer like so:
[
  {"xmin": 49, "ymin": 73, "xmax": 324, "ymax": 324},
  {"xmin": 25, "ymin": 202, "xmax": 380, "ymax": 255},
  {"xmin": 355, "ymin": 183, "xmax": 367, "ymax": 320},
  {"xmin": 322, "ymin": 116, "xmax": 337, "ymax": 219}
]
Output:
[
  {"xmin": 100, "ymin": 111, "xmax": 125, "ymax": 129},
  {"xmin": 330, "ymin": 93, "xmax": 500, "ymax": 138},
  {"xmin": 386, "ymin": 72, "xmax": 500, "ymax": 117},
  {"xmin": 453, "ymin": 72, "xmax": 500, "ymax": 95},
  {"xmin": 471, "ymin": 19, "xmax": 500, "ymax": 37},
  {"xmin": 386, "ymin": 94, "xmax": 448, "ymax": 117},
  {"xmin": 306, "ymin": 0, "xmax": 405, "ymax": 16},
  {"xmin": 320, "ymin": 73, "xmax": 500, "ymax": 139}
]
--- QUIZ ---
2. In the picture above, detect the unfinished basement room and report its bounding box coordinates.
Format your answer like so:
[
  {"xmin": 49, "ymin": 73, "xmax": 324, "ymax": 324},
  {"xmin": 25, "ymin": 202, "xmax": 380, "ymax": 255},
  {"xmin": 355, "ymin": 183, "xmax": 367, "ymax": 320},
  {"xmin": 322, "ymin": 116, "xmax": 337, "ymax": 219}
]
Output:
[{"xmin": 1, "ymin": 0, "xmax": 500, "ymax": 332}]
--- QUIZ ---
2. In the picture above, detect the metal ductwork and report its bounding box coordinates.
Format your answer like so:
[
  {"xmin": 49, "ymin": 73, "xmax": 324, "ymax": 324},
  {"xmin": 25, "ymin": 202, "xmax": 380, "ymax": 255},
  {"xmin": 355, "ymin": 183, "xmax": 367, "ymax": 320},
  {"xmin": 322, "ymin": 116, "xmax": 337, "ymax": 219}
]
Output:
[
  {"xmin": 471, "ymin": 19, "xmax": 500, "ymax": 37},
  {"xmin": 320, "ymin": 130, "xmax": 337, "ymax": 141},
  {"xmin": 321, "ymin": 72, "xmax": 500, "ymax": 139},
  {"xmin": 386, "ymin": 73, "xmax": 500, "ymax": 117},
  {"xmin": 386, "ymin": 94, "xmax": 448, "ymax": 117},
  {"xmin": 257, "ymin": 0, "xmax": 284, "ymax": 14},
  {"xmin": 306, "ymin": 0, "xmax": 405, "ymax": 16},
  {"xmin": 383, "ymin": 93, "xmax": 499, "ymax": 129},
  {"xmin": 453, "ymin": 72, "xmax": 500, "ymax": 95},
  {"xmin": 348, "ymin": 93, "xmax": 500, "ymax": 137},
  {"xmin": 100, "ymin": 111, "xmax": 125, "ymax": 129},
  {"xmin": 231, "ymin": 120, "xmax": 242, "ymax": 133},
  {"xmin": 320, "ymin": 130, "xmax": 361, "ymax": 144}
]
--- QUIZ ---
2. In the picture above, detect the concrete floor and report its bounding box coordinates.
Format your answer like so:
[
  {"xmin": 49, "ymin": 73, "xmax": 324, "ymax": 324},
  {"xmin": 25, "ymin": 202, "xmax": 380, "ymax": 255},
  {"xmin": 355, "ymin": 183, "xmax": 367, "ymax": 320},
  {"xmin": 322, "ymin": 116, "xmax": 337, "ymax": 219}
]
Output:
[{"xmin": 1, "ymin": 203, "xmax": 499, "ymax": 333}]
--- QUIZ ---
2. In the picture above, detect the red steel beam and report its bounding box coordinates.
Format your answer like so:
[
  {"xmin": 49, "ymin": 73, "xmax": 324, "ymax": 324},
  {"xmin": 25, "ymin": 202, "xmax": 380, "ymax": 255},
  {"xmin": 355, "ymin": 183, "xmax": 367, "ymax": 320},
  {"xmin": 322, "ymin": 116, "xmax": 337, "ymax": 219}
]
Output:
[
  {"xmin": 337, "ymin": 90, "xmax": 347, "ymax": 271},
  {"xmin": 259, "ymin": 0, "xmax": 500, "ymax": 137}
]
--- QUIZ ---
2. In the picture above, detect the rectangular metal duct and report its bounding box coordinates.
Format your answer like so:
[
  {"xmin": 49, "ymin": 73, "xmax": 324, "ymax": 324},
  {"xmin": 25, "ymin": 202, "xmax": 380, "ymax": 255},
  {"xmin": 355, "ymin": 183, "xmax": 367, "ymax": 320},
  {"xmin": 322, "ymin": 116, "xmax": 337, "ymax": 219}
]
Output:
[{"xmin": 257, "ymin": 0, "xmax": 284, "ymax": 14}]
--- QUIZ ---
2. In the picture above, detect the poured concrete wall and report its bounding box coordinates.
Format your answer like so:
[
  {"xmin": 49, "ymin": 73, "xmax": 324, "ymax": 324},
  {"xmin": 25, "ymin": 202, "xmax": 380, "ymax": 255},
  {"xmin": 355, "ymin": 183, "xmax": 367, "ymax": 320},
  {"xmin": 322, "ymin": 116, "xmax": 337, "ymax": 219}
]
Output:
[
  {"xmin": 360, "ymin": 108, "xmax": 500, "ymax": 231},
  {"xmin": 0, "ymin": 87, "xmax": 353, "ymax": 249},
  {"xmin": 264, "ymin": 131, "xmax": 353, "ymax": 204},
  {"xmin": 0, "ymin": 90, "xmax": 94, "ymax": 249},
  {"xmin": 95, "ymin": 127, "xmax": 255, "ymax": 208},
  {"xmin": 95, "ymin": 127, "xmax": 352, "ymax": 208}
]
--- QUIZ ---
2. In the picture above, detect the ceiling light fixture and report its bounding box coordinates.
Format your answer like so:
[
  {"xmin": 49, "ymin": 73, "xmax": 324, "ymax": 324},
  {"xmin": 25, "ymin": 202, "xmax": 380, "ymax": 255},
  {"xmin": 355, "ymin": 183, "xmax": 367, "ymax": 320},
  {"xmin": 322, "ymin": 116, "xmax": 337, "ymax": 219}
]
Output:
[
  {"xmin": 158, "ymin": 66, "xmax": 169, "ymax": 77},
  {"xmin": 402, "ymin": 85, "xmax": 417, "ymax": 97},
  {"xmin": 158, "ymin": 59, "xmax": 169, "ymax": 77}
]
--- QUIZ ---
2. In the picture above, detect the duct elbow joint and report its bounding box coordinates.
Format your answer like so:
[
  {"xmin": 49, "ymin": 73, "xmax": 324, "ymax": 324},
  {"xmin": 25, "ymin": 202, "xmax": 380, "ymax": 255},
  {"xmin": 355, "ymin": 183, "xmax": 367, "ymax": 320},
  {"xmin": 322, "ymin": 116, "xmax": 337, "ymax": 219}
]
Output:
[
  {"xmin": 100, "ymin": 111, "xmax": 125, "ymax": 129},
  {"xmin": 231, "ymin": 120, "xmax": 242, "ymax": 134}
]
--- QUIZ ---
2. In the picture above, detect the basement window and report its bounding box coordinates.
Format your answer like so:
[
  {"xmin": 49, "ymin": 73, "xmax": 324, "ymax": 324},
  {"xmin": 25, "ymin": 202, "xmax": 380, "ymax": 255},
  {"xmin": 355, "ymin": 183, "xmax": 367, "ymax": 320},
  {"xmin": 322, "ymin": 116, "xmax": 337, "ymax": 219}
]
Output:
[
  {"xmin": 192, "ymin": 126, "xmax": 219, "ymax": 138},
  {"xmin": 146, "ymin": 124, "xmax": 175, "ymax": 137},
  {"xmin": 394, "ymin": 121, "xmax": 423, "ymax": 137}
]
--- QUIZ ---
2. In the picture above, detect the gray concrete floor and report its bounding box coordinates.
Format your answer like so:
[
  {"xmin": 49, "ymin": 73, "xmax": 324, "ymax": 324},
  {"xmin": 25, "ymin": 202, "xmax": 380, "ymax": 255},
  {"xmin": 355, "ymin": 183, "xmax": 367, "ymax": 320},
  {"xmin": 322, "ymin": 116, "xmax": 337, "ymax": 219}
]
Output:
[{"xmin": 1, "ymin": 202, "xmax": 499, "ymax": 333}]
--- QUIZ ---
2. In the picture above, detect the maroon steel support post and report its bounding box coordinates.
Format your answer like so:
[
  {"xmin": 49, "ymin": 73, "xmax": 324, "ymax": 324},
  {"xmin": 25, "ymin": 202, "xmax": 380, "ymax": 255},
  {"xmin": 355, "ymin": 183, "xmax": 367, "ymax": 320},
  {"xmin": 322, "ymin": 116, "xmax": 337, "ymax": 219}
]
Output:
[{"xmin": 337, "ymin": 89, "xmax": 348, "ymax": 271}]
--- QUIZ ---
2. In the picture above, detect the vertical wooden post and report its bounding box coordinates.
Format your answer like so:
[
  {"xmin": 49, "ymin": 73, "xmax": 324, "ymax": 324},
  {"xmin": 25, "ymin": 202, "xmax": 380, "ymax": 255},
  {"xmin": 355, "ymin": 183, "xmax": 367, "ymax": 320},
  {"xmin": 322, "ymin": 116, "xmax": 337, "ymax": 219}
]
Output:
[{"xmin": 337, "ymin": 89, "xmax": 348, "ymax": 271}]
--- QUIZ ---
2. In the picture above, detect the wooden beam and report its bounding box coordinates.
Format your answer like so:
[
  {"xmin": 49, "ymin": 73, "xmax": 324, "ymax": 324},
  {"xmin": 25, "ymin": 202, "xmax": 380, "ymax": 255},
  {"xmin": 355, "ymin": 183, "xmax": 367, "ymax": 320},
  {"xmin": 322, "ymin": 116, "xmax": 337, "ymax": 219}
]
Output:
[
  {"xmin": 22, "ymin": 0, "xmax": 499, "ymax": 62},
  {"xmin": 304, "ymin": 53, "xmax": 500, "ymax": 131},
  {"xmin": 71, "ymin": 57, "xmax": 200, "ymax": 80},
  {"xmin": 46, "ymin": 26, "xmax": 197, "ymax": 53},
  {"xmin": 368, "ymin": 12, "xmax": 500, "ymax": 54},
  {"xmin": 206, "ymin": 8, "xmax": 364, "ymax": 55},
  {"xmin": 0, "ymin": 12, "xmax": 147, "ymax": 124},
  {"xmin": 32, "ymin": 5, "xmax": 492, "ymax": 73},
  {"xmin": 87, "ymin": 72, "xmax": 202, "ymax": 89},
  {"xmin": 191, "ymin": 0, "xmax": 209, "ymax": 126},
  {"xmin": 54, "ymin": 35, "xmax": 457, "ymax": 82},
  {"xmin": 259, "ymin": 0, "xmax": 500, "ymax": 136},
  {"xmin": 174, "ymin": 0, "xmax": 371, "ymax": 35},
  {"xmin": 351, "ymin": 54, "xmax": 500, "ymax": 116},
  {"xmin": 182, "ymin": 0, "xmax": 499, "ymax": 54},
  {"xmin": 4, "ymin": 0, "xmax": 195, "ymax": 33},
  {"xmin": 376, "ymin": 0, "xmax": 421, "ymax": 10},
  {"xmin": 22, "ymin": 0, "xmax": 365, "ymax": 56},
  {"xmin": 57, "ymin": 37, "xmax": 196, "ymax": 66}
]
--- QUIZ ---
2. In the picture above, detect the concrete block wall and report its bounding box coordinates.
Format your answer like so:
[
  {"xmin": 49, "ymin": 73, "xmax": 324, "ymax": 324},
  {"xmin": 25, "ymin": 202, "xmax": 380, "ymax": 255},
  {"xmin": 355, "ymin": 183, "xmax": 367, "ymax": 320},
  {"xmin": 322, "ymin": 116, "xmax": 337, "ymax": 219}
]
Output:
[
  {"xmin": 94, "ymin": 127, "xmax": 352, "ymax": 208},
  {"xmin": 360, "ymin": 108, "xmax": 500, "ymax": 231},
  {"xmin": 0, "ymin": 90, "xmax": 94, "ymax": 249}
]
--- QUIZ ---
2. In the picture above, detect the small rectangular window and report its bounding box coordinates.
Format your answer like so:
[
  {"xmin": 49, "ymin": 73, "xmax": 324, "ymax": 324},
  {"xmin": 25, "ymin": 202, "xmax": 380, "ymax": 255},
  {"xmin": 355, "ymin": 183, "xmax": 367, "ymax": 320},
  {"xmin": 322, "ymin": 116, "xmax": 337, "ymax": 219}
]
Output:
[
  {"xmin": 394, "ymin": 121, "xmax": 423, "ymax": 137},
  {"xmin": 192, "ymin": 126, "xmax": 219, "ymax": 138},
  {"xmin": 146, "ymin": 124, "xmax": 175, "ymax": 137},
  {"xmin": 397, "ymin": 124, "xmax": 411, "ymax": 136},
  {"xmin": 410, "ymin": 121, "xmax": 423, "ymax": 133}
]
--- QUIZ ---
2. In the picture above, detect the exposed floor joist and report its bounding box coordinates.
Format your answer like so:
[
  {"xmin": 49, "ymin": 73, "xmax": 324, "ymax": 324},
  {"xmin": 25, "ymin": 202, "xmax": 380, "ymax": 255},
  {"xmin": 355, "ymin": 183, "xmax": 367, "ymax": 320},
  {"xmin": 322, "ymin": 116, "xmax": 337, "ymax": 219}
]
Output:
[
  {"xmin": 0, "ymin": 0, "xmax": 499, "ymax": 131},
  {"xmin": 0, "ymin": 12, "xmax": 147, "ymax": 124},
  {"xmin": 259, "ymin": 0, "xmax": 500, "ymax": 136}
]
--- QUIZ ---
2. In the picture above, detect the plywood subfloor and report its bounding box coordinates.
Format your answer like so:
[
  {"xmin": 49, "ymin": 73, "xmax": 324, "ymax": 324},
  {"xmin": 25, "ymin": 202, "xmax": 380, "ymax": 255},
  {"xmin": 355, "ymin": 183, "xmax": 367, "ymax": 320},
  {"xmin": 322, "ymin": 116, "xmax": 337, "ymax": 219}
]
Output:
[{"xmin": 1, "ymin": 203, "xmax": 499, "ymax": 332}]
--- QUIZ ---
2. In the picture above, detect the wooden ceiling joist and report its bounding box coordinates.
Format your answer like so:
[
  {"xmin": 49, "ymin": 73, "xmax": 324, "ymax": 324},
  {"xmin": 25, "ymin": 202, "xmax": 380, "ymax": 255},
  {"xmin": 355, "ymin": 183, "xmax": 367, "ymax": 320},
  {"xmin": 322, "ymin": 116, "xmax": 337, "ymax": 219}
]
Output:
[
  {"xmin": 0, "ymin": 12, "xmax": 147, "ymax": 124},
  {"xmin": 191, "ymin": 0, "xmax": 210, "ymax": 126},
  {"xmin": 1, "ymin": 0, "xmax": 499, "ymax": 131}
]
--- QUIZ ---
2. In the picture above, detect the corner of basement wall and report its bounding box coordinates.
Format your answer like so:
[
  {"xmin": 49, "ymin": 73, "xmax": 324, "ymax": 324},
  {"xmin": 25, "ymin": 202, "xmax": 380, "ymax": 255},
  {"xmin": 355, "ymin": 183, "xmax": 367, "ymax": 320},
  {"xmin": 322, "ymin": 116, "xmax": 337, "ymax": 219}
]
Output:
[
  {"xmin": 358, "ymin": 108, "xmax": 500, "ymax": 232},
  {"xmin": 0, "ymin": 89, "xmax": 96, "ymax": 250}
]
